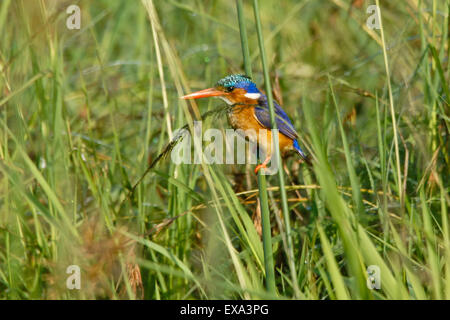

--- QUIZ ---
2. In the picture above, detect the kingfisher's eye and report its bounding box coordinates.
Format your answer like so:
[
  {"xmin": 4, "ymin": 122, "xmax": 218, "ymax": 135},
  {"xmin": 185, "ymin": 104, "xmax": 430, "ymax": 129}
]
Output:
[{"xmin": 225, "ymin": 86, "xmax": 234, "ymax": 93}]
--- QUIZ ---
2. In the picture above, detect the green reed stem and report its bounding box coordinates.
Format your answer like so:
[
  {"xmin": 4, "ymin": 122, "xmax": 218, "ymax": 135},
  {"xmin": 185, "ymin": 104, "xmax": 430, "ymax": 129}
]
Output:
[
  {"xmin": 257, "ymin": 169, "xmax": 276, "ymax": 294},
  {"xmin": 236, "ymin": 0, "xmax": 252, "ymax": 78},
  {"xmin": 236, "ymin": 0, "xmax": 276, "ymax": 294},
  {"xmin": 376, "ymin": 0, "xmax": 403, "ymax": 208},
  {"xmin": 252, "ymin": 0, "xmax": 300, "ymax": 297}
]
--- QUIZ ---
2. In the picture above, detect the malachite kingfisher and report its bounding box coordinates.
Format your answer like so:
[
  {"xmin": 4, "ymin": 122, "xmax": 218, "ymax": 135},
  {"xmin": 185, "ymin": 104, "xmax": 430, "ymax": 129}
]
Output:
[{"xmin": 181, "ymin": 74, "xmax": 310, "ymax": 173}]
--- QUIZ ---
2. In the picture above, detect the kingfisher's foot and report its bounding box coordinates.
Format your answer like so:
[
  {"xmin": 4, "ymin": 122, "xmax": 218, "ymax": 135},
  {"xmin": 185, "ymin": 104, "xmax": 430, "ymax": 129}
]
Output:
[{"xmin": 254, "ymin": 163, "xmax": 267, "ymax": 174}]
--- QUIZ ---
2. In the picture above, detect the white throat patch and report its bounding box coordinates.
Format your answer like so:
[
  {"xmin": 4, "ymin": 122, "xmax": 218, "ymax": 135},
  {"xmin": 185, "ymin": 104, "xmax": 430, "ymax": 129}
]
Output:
[
  {"xmin": 218, "ymin": 96, "xmax": 233, "ymax": 105},
  {"xmin": 244, "ymin": 93, "xmax": 261, "ymax": 100}
]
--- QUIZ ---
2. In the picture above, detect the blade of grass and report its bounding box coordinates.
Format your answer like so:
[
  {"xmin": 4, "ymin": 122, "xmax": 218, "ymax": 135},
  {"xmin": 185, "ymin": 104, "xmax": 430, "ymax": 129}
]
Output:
[
  {"xmin": 317, "ymin": 223, "xmax": 350, "ymax": 300},
  {"xmin": 376, "ymin": 0, "xmax": 403, "ymax": 207},
  {"xmin": 329, "ymin": 77, "xmax": 364, "ymax": 218}
]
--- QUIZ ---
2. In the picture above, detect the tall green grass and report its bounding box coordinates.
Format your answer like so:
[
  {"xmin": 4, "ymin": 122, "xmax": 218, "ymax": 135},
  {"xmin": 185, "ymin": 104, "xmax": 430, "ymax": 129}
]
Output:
[{"xmin": 0, "ymin": 0, "xmax": 449, "ymax": 299}]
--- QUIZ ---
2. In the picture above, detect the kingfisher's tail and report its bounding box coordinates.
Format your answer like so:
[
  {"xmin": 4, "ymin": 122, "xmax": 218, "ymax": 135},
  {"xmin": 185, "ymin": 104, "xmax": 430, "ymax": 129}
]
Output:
[{"xmin": 293, "ymin": 140, "xmax": 312, "ymax": 165}]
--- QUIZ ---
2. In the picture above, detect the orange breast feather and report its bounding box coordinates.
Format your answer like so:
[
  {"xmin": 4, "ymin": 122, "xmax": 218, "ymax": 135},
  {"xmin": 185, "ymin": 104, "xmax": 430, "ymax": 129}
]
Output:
[{"xmin": 228, "ymin": 104, "xmax": 294, "ymax": 157}]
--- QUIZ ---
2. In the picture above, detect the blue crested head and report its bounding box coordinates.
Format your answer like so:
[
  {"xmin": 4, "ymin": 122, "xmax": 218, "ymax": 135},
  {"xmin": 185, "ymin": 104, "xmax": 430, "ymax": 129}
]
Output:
[{"xmin": 216, "ymin": 74, "xmax": 260, "ymax": 94}]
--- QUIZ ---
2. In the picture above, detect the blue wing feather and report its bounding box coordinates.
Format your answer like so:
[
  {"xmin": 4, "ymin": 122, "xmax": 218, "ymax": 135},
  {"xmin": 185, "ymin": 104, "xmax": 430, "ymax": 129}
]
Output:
[
  {"xmin": 254, "ymin": 95, "xmax": 299, "ymax": 141},
  {"xmin": 253, "ymin": 94, "xmax": 310, "ymax": 163}
]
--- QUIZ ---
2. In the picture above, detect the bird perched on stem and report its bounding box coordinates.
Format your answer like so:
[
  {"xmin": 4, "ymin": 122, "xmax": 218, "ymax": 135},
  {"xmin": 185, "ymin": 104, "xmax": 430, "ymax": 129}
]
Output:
[{"xmin": 181, "ymin": 74, "xmax": 311, "ymax": 173}]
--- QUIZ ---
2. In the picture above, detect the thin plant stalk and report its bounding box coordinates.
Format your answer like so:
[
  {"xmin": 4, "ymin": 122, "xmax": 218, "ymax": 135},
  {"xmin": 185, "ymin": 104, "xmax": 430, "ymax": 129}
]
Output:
[
  {"xmin": 252, "ymin": 0, "xmax": 300, "ymax": 297},
  {"xmin": 236, "ymin": 0, "xmax": 252, "ymax": 78},
  {"xmin": 257, "ymin": 171, "xmax": 276, "ymax": 294},
  {"xmin": 376, "ymin": 0, "xmax": 402, "ymax": 207},
  {"xmin": 236, "ymin": 0, "xmax": 276, "ymax": 294},
  {"xmin": 236, "ymin": 0, "xmax": 255, "ymax": 193}
]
